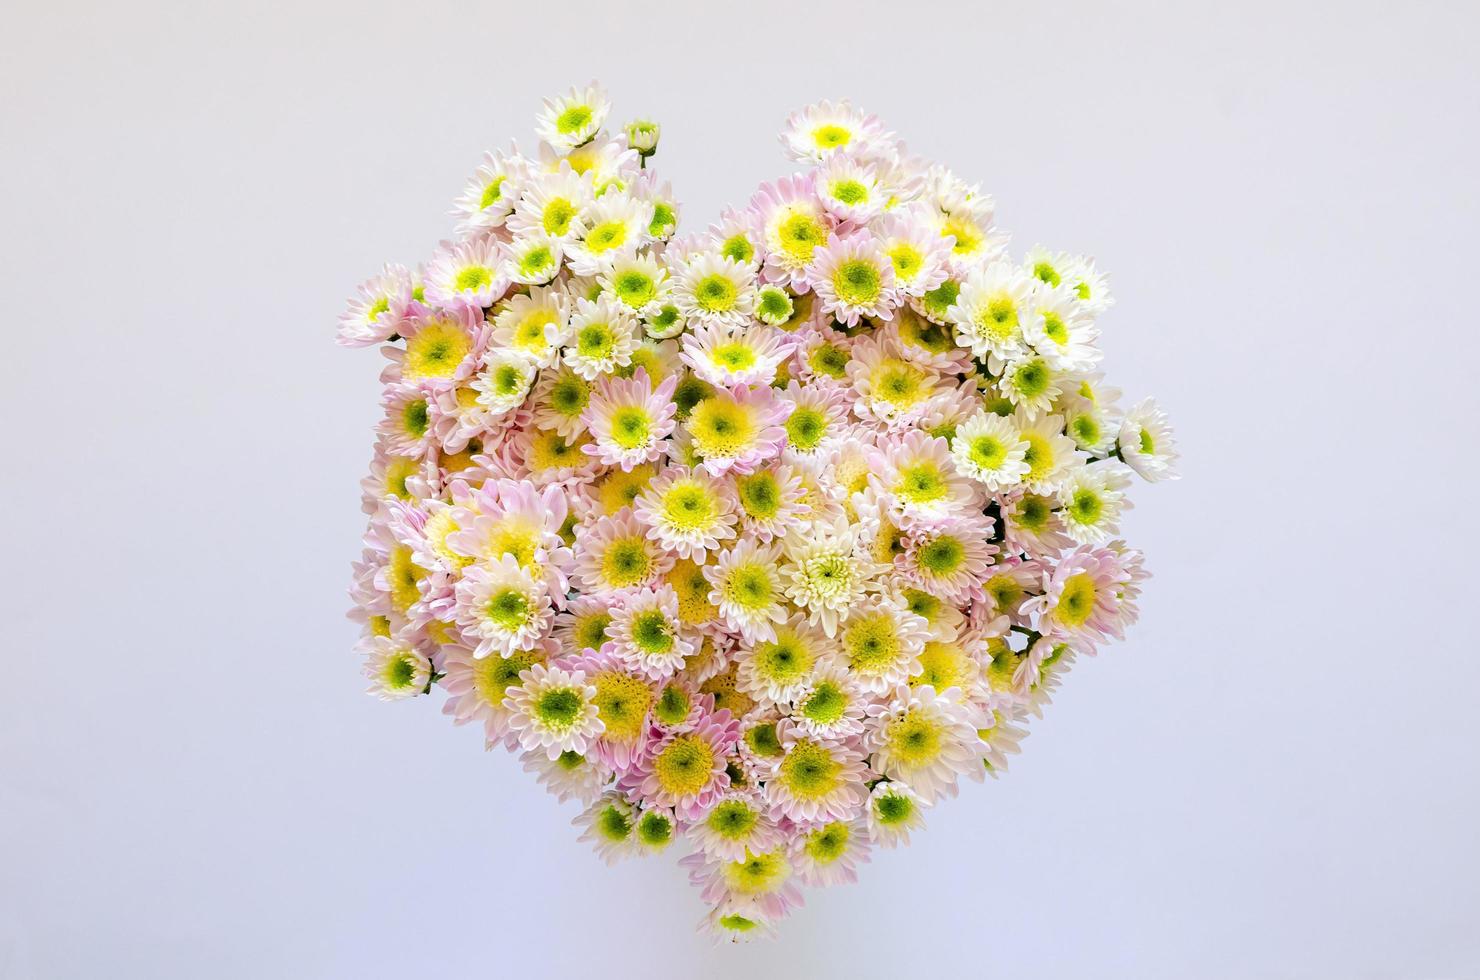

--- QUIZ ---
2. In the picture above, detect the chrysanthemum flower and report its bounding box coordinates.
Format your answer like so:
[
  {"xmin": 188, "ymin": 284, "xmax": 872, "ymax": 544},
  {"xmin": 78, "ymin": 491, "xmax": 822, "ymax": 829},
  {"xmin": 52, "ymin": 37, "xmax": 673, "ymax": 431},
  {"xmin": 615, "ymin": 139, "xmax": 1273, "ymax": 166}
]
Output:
[
  {"xmin": 673, "ymin": 253, "xmax": 758, "ymax": 329},
  {"xmin": 930, "ymin": 186, "xmax": 1003, "ymax": 267},
  {"xmin": 529, "ymin": 365, "xmax": 593, "ymax": 439},
  {"xmin": 752, "ymin": 285, "xmax": 794, "ymax": 326},
  {"xmin": 781, "ymin": 99, "xmax": 890, "ymax": 163},
  {"xmin": 536, "ymin": 82, "xmax": 611, "ymax": 151},
  {"xmin": 551, "ymin": 595, "xmax": 614, "ymax": 657},
  {"xmin": 634, "ymin": 805, "xmax": 678, "ymax": 854},
  {"xmin": 338, "ymin": 263, "xmax": 414, "ymax": 347},
  {"xmin": 683, "ymin": 845, "xmax": 804, "ymax": 922},
  {"xmin": 838, "ymin": 595, "xmax": 931, "ymax": 694},
  {"xmin": 950, "ymin": 410, "xmax": 1030, "ymax": 490},
  {"xmin": 439, "ymin": 642, "xmax": 548, "ymax": 745},
  {"xmin": 598, "ymin": 251, "xmax": 671, "ymax": 316},
  {"xmin": 794, "ymin": 324, "xmax": 853, "ymax": 388},
  {"xmin": 689, "ymin": 791, "xmax": 783, "ymax": 862},
  {"xmin": 1023, "ymin": 287, "xmax": 1100, "ymax": 371},
  {"xmin": 1118, "ymin": 397, "xmax": 1180, "ymax": 482},
  {"xmin": 776, "ymin": 381, "xmax": 847, "ymax": 462},
  {"xmin": 750, "ymin": 175, "xmax": 832, "ymax": 288},
  {"xmin": 361, "ymin": 634, "xmax": 431, "ymax": 700},
  {"xmin": 947, "ymin": 261, "xmax": 1035, "ymax": 361},
  {"xmin": 605, "ymin": 585, "xmax": 693, "ymax": 680},
  {"xmin": 1061, "ymin": 254, "xmax": 1114, "ymax": 315},
  {"xmin": 488, "ymin": 286, "xmax": 570, "ymax": 368},
  {"xmin": 815, "ymin": 155, "xmax": 885, "ymax": 223},
  {"xmin": 778, "ymin": 514, "xmax": 880, "ymax": 637},
  {"xmin": 500, "ymin": 232, "xmax": 563, "ymax": 286},
  {"xmin": 878, "ymin": 307, "xmax": 972, "ymax": 374},
  {"xmin": 453, "ymin": 555, "xmax": 555, "ymax": 658},
  {"xmin": 807, "ymin": 233, "xmax": 898, "ymax": 327},
  {"xmin": 377, "ymin": 383, "xmax": 437, "ymax": 458},
  {"xmin": 869, "ymin": 430, "xmax": 980, "ymax": 528},
  {"xmin": 565, "ymin": 194, "xmax": 653, "ymax": 276},
  {"xmin": 582, "ymin": 369, "xmax": 678, "ymax": 470},
  {"xmin": 898, "ymin": 518, "xmax": 996, "ymax": 603},
  {"xmin": 708, "ymin": 206, "xmax": 761, "ymax": 267},
  {"xmin": 865, "ymin": 780, "xmax": 927, "ymax": 848},
  {"xmin": 680, "ymin": 323, "xmax": 793, "ymax": 388},
  {"xmin": 628, "ymin": 708, "xmax": 739, "ymax": 819},
  {"xmin": 1000, "ymin": 490, "xmax": 1073, "ymax": 555},
  {"xmin": 705, "ymin": 537, "xmax": 788, "ymax": 644},
  {"xmin": 471, "ymin": 350, "xmax": 537, "ymax": 418},
  {"xmin": 1022, "ymin": 546, "xmax": 1131, "ymax": 645},
  {"xmin": 764, "ymin": 725, "xmax": 870, "ymax": 824},
  {"xmin": 453, "ymin": 148, "xmax": 525, "ymax": 234},
  {"xmin": 1013, "ymin": 409, "xmax": 1081, "ymax": 493},
  {"xmin": 504, "ymin": 662, "xmax": 603, "ymax": 758},
  {"xmin": 444, "ymin": 478, "xmax": 572, "ymax": 597},
  {"xmin": 573, "ymin": 651, "xmax": 655, "ymax": 770},
  {"xmin": 631, "ymin": 464, "xmax": 737, "ymax": 562},
  {"xmin": 730, "ymin": 463, "xmax": 809, "ymax": 543},
  {"xmin": 699, "ymin": 903, "xmax": 779, "ymax": 944},
  {"xmin": 845, "ymin": 335, "xmax": 943, "ymax": 429},
  {"xmin": 509, "ymin": 166, "xmax": 591, "ymax": 243},
  {"xmin": 684, "ymin": 383, "xmax": 791, "ymax": 477},
  {"xmin": 563, "ymin": 295, "xmax": 640, "ymax": 380},
  {"xmin": 875, "ymin": 212, "xmax": 952, "ymax": 298},
  {"xmin": 1056, "ymin": 463, "xmax": 1132, "ymax": 545},
  {"xmin": 791, "ymin": 819, "xmax": 870, "ymax": 888},
  {"xmin": 424, "ymin": 236, "xmax": 508, "ymax": 309},
  {"xmin": 390, "ymin": 305, "xmax": 485, "ymax": 386},
  {"xmin": 999, "ymin": 353, "xmax": 1063, "ymax": 415},
  {"xmin": 735, "ymin": 614, "xmax": 830, "ymax": 705},
  {"xmin": 521, "ymin": 745, "xmax": 608, "ymax": 805},
  {"xmin": 575, "ymin": 792, "xmax": 639, "ymax": 865},
  {"xmin": 572, "ymin": 506, "xmax": 673, "ymax": 597},
  {"xmin": 786, "ymin": 657, "xmax": 867, "ymax": 740}
]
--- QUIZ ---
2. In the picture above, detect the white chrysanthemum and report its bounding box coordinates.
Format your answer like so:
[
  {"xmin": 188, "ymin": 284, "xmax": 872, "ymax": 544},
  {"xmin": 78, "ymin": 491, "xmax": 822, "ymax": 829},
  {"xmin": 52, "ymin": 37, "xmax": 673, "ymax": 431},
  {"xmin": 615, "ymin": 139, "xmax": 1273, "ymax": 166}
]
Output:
[
  {"xmin": 489, "ymin": 286, "xmax": 570, "ymax": 368},
  {"xmin": 705, "ymin": 536, "xmax": 788, "ymax": 644},
  {"xmin": 522, "ymin": 745, "xmax": 607, "ymax": 805},
  {"xmin": 673, "ymin": 253, "xmax": 758, "ymax": 328},
  {"xmin": 731, "ymin": 463, "xmax": 809, "ymax": 543},
  {"xmin": 453, "ymin": 555, "xmax": 555, "ymax": 658},
  {"xmin": 1058, "ymin": 391, "xmax": 1117, "ymax": 456},
  {"xmin": 575, "ymin": 792, "xmax": 639, "ymax": 865},
  {"xmin": 633, "ymin": 805, "xmax": 678, "ymax": 854},
  {"xmin": 868, "ymin": 430, "xmax": 981, "ymax": 528},
  {"xmin": 606, "ymin": 585, "xmax": 693, "ymax": 680},
  {"xmin": 598, "ymin": 252, "xmax": 671, "ymax": 316},
  {"xmin": 563, "ymin": 296, "xmax": 640, "ymax": 380},
  {"xmin": 471, "ymin": 350, "xmax": 537, "ymax": 417},
  {"xmin": 776, "ymin": 381, "xmax": 847, "ymax": 461},
  {"xmin": 508, "ymin": 166, "xmax": 592, "ymax": 243},
  {"xmin": 504, "ymin": 662, "xmax": 604, "ymax": 758},
  {"xmin": 876, "ymin": 211, "xmax": 952, "ymax": 297},
  {"xmin": 998, "ymin": 353, "xmax": 1064, "ymax": 415},
  {"xmin": 690, "ymin": 792, "xmax": 783, "ymax": 862},
  {"xmin": 632, "ymin": 465, "xmax": 739, "ymax": 561},
  {"xmin": 565, "ymin": 194, "xmax": 653, "ymax": 276},
  {"xmin": 779, "ymin": 515, "xmax": 881, "ymax": 637},
  {"xmin": 424, "ymin": 235, "xmax": 508, "ymax": 309},
  {"xmin": 501, "ymin": 233, "xmax": 563, "ymax": 286},
  {"xmin": 791, "ymin": 819, "xmax": 870, "ymax": 888},
  {"xmin": 1057, "ymin": 462, "xmax": 1132, "ymax": 545},
  {"xmin": 1023, "ymin": 244, "xmax": 1076, "ymax": 291},
  {"xmin": 815, "ymin": 155, "xmax": 885, "ymax": 222},
  {"xmin": 838, "ymin": 594, "xmax": 931, "ymax": 694},
  {"xmin": 807, "ymin": 233, "xmax": 898, "ymax": 326},
  {"xmin": 764, "ymin": 727, "xmax": 870, "ymax": 823},
  {"xmin": 1013, "ymin": 409, "xmax": 1081, "ymax": 493},
  {"xmin": 572, "ymin": 506, "xmax": 673, "ymax": 596},
  {"xmin": 1061, "ymin": 254, "xmax": 1114, "ymax": 315},
  {"xmin": 867, "ymin": 684, "xmax": 986, "ymax": 802},
  {"xmin": 735, "ymin": 614, "xmax": 830, "ymax": 705},
  {"xmin": 865, "ymin": 780, "xmax": 928, "ymax": 848},
  {"xmin": 844, "ymin": 335, "xmax": 944, "ymax": 429},
  {"xmin": 929, "ymin": 186, "xmax": 1003, "ymax": 266},
  {"xmin": 361, "ymin": 635, "xmax": 430, "ymax": 700},
  {"xmin": 781, "ymin": 99, "xmax": 890, "ymax": 163},
  {"xmin": 529, "ymin": 366, "xmax": 592, "ymax": 439},
  {"xmin": 453, "ymin": 148, "xmax": 526, "ymax": 234},
  {"xmin": 680, "ymin": 323, "xmax": 793, "ymax": 388},
  {"xmin": 1118, "ymin": 397, "xmax": 1180, "ymax": 482},
  {"xmin": 788, "ymin": 657, "xmax": 867, "ymax": 740},
  {"xmin": 536, "ymin": 82, "xmax": 611, "ymax": 151},
  {"xmin": 951, "ymin": 410, "xmax": 1031, "ymax": 490},
  {"xmin": 899, "ymin": 520, "xmax": 996, "ymax": 604},
  {"xmin": 1023, "ymin": 287, "xmax": 1100, "ymax": 371},
  {"xmin": 947, "ymin": 261, "xmax": 1036, "ymax": 361},
  {"xmin": 752, "ymin": 284, "xmax": 794, "ymax": 326}
]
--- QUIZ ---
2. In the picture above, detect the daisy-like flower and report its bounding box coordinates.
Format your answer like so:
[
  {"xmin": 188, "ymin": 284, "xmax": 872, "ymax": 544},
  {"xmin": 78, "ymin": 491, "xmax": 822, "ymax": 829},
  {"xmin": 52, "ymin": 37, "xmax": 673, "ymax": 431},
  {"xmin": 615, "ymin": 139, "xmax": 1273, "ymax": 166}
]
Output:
[
  {"xmin": 509, "ymin": 166, "xmax": 591, "ymax": 243},
  {"xmin": 453, "ymin": 555, "xmax": 555, "ymax": 658},
  {"xmin": 684, "ymin": 383, "xmax": 791, "ymax": 477},
  {"xmin": 680, "ymin": 323, "xmax": 794, "ymax": 389},
  {"xmin": 683, "ymin": 846, "xmax": 803, "ymax": 922},
  {"xmin": 864, "ymin": 683, "xmax": 982, "ymax": 805},
  {"xmin": 1058, "ymin": 390, "xmax": 1116, "ymax": 457},
  {"xmin": 1061, "ymin": 254, "xmax": 1114, "ymax": 315},
  {"xmin": 709, "ymin": 206, "xmax": 761, "ymax": 266},
  {"xmin": 1023, "ymin": 287, "xmax": 1100, "ymax": 371},
  {"xmin": 791, "ymin": 819, "xmax": 870, "ymax": 888},
  {"xmin": 898, "ymin": 518, "xmax": 996, "ymax": 603},
  {"xmin": 689, "ymin": 791, "xmax": 784, "ymax": 862},
  {"xmin": 1022, "ymin": 546, "xmax": 1131, "ymax": 645},
  {"xmin": 1117, "ymin": 397, "xmax": 1180, "ymax": 481},
  {"xmin": 794, "ymin": 324, "xmax": 853, "ymax": 388},
  {"xmin": 424, "ymin": 236, "xmax": 508, "ymax": 309},
  {"xmin": 439, "ymin": 642, "xmax": 548, "ymax": 745},
  {"xmin": 752, "ymin": 285, "xmax": 794, "ymax": 326},
  {"xmin": 951, "ymin": 410, "xmax": 1031, "ymax": 490},
  {"xmin": 705, "ymin": 537, "xmax": 788, "ymax": 644},
  {"xmin": 552, "ymin": 595, "xmax": 615, "ymax": 657},
  {"xmin": 563, "ymin": 295, "xmax": 640, "ymax": 380},
  {"xmin": 807, "ymin": 233, "xmax": 898, "ymax": 327},
  {"xmin": 947, "ymin": 261, "xmax": 1036, "ymax": 361},
  {"xmin": 599, "ymin": 251, "xmax": 671, "ymax": 316},
  {"xmin": 815, "ymin": 155, "xmax": 885, "ymax": 223},
  {"xmin": 628, "ymin": 708, "xmax": 739, "ymax": 819},
  {"xmin": 764, "ymin": 725, "xmax": 870, "ymax": 823},
  {"xmin": 582, "ymin": 369, "xmax": 678, "ymax": 470},
  {"xmin": 522, "ymin": 746, "xmax": 608, "ymax": 805},
  {"xmin": 750, "ymin": 175, "xmax": 832, "ymax": 288},
  {"xmin": 528, "ymin": 366, "xmax": 592, "ymax": 439},
  {"xmin": 673, "ymin": 253, "xmax": 758, "ymax": 328},
  {"xmin": 634, "ymin": 805, "xmax": 678, "ymax": 854},
  {"xmin": 632, "ymin": 465, "xmax": 738, "ymax": 561},
  {"xmin": 453, "ymin": 148, "xmax": 525, "ymax": 234},
  {"xmin": 879, "ymin": 307, "xmax": 972, "ymax": 374},
  {"xmin": 470, "ymin": 349, "xmax": 537, "ymax": 417},
  {"xmin": 845, "ymin": 335, "xmax": 942, "ymax": 429},
  {"xmin": 875, "ymin": 212, "xmax": 952, "ymax": 298},
  {"xmin": 577, "ymin": 651, "xmax": 656, "ymax": 770},
  {"xmin": 573, "ymin": 506, "xmax": 673, "ymax": 597},
  {"xmin": 391, "ymin": 305, "xmax": 484, "ymax": 386},
  {"xmin": 838, "ymin": 594, "xmax": 931, "ymax": 694},
  {"xmin": 338, "ymin": 263, "xmax": 413, "ymax": 347},
  {"xmin": 1000, "ymin": 491, "xmax": 1073, "ymax": 555},
  {"xmin": 999, "ymin": 353, "xmax": 1064, "ymax": 415},
  {"xmin": 377, "ymin": 384, "xmax": 436, "ymax": 458},
  {"xmin": 865, "ymin": 780, "xmax": 928, "ymax": 848},
  {"xmin": 788, "ymin": 657, "xmax": 868, "ymax": 740},
  {"xmin": 1023, "ymin": 244, "xmax": 1076, "ymax": 290},
  {"xmin": 776, "ymin": 381, "xmax": 848, "ymax": 461},
  {"xmin": 1013, "ymin": 409, "xmax": 1081, "ymax": 493},
  {"xmin": 1057, "ymin": 462, "xmax": 1132, "ymax": 545},
  {"xmin": 781, "ymin": 99, "xmax": 890, "ymax": 163},
  {"xmin": 731, "ymin": 463, "xmax": 809, "ymax": 543},
  {"xmin": 489, "ymin": 286, "xmax": 570, "ymax": 368},
  {"xmin": 930, "ymin": 185, "xmax": 1003, "ymax": 267},
  {"xmin": 869, "ymin": 430, "xmax": 981, "ymax": 528},
  {"xmin": 700, "ymin": 904, "xmax": 779, "ymax": 944},
  {"xmin": 504, "ymin": 662, "xmax": 603, "ymax": 758},
  {"xmin": 779, "ymin": 515, "xmax": 880, "ymax": 637},
  {"xmin": 361, "ymin": 634, "xmax": 431, "ymax": 700},
  {"xmin": 445, "ymin": 478, "xmax": 572, "ymax": 596},
  {"xmin": 735, "ymin": 614, "xmax": 830, "ymax": 705},
  {"xmin": 536, "ymin": 82, "xmax": 611, "ymax": 151},
  {"xmin": 501, "ymin": 232, "xmax": 563, "ymax": 286},
  {"xmin": 565, "ymin": 194, "xmax": 653, "ymax": 276},
  {"xmin": 575, "ymin": 792, "xmax": 639, "ymax": 865},
  {"xmin": 605, "ymin": 585, "xmax": 693, "ymax": 680}
]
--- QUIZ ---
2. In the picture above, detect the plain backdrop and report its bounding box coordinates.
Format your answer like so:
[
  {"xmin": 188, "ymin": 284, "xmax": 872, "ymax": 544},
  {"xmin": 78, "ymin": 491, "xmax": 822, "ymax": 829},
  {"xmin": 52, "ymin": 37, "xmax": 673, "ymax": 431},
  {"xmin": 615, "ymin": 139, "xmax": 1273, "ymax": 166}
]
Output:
[{"xmin": 3, "ymin": 1, "xmax": 1478, "ymax": 977}]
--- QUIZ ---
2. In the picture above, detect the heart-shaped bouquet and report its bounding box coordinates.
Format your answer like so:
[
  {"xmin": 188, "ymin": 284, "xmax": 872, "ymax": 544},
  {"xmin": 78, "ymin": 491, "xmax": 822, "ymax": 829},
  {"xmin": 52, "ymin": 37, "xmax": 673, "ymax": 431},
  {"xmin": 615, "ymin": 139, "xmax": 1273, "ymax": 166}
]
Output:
[{"xmin": 341, "ymin": 84, "xmax": 1177, "ymax": 940}]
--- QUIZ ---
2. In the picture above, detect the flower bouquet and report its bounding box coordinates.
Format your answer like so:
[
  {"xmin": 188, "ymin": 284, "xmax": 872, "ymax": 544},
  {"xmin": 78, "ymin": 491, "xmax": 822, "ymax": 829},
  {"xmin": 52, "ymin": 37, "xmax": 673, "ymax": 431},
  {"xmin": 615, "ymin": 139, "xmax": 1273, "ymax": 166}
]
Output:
[{"xmin": 340, "ymin": 84, "xmax": 1178, "ymax": 940}]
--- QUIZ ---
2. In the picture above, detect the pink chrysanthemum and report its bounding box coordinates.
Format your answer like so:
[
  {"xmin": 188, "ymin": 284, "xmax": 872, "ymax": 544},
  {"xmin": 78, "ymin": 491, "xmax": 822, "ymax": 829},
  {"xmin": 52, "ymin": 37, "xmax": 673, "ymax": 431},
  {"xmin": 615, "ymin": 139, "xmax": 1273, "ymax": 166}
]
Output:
[
  {"xmin": 807, "ymin": 232, "xmax": 899, "ymax": 326},
  {"xmin": 424, "ymin": 235, "xmax": 510, "ymax": 309},
  {"xmin": 625, "ymin": 706, "xmax": 739, "ymax": 819},
  {"xmin": 581, "ymin": 369, "xmax": 677, "ymax": 471},
  {"xmin": 338, "ymin": 263, "xmax": 415, "ymax": 347},
  {"xmin": 684, "ymin": 383, "xmax": 791, "ymax": 478},
  {"xmin": 632, "ymin": 465, "xmax": 738, "ymax": 561},
  {"xmin": 680, "ymin": 323, "xmax": 795, "ymax": 388},
  {"xmin": 603, "ymin": 584, "xmax": 693, "ymax": 680}
]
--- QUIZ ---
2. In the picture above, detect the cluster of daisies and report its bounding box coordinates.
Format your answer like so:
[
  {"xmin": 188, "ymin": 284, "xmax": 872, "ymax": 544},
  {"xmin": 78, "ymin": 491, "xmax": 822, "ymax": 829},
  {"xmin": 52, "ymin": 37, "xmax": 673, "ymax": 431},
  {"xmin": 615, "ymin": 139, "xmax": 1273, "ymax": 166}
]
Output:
[{"xmin": 340, "ymin": 84, "xmax": 1177, "ymax": 941}]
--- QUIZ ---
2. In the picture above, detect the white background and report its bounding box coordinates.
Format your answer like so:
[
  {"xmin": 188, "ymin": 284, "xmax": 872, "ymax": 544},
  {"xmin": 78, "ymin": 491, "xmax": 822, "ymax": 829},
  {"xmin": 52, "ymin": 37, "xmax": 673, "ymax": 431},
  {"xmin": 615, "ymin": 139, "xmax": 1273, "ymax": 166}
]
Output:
[{"xmin": 4, "ymin": 1, "xmax": 1478, "ymax": 977}]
